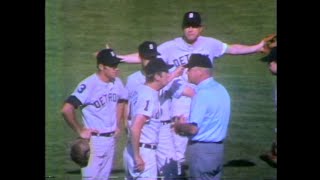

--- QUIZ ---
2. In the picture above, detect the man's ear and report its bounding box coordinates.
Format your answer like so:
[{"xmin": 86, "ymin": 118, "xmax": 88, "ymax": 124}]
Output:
[
  {"xmin": 98, "ymin": 64, "xmax": 104, "ymax": 71},
  {"xmin": 154, "ymin": 73, "xmax": 161, "ymax": 81}
]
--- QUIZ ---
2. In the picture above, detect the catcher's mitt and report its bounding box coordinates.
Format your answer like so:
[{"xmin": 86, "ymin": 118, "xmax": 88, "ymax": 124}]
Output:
[
  {"xmin": 261, "ymin": 34, "xmax": 277, "ymax": 54},
  {"xmin": 70, "ymin": 138, "xmax": 90, "ymax": 167}
]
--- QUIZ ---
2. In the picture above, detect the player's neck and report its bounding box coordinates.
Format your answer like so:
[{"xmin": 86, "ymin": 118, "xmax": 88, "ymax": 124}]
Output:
[
  {"xmin": 182, "ymin": 36, "xmax": 197, "ymax": 45},
  {"xmin": 97, "ymin": 72, "xmax": 114, "ymax": 83},
  {"xmin": 146, "ymin": 82, "xmax": 162, "ymax": 91}
]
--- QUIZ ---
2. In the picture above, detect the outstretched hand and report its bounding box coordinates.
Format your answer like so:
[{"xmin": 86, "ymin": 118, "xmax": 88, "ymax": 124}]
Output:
[{"xmin": 260, "ymin": 34, "xmax": 277, "ymax": 54}]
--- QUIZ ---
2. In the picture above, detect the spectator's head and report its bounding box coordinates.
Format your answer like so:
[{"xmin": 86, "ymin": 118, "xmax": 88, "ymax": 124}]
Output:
[
  {"xmin": 182, "ymin": 11, "xmax": 203, "ymax": 44},
  {"xmin": 184, "ymin": 54, "xmax": 213, "ymax": 84}
]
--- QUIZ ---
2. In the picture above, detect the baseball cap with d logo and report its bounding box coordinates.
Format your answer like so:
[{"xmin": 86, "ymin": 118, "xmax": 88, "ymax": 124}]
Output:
[
  {"xmin": 138, "ymin": 41, "xmax": 161, "ymax": 59},
  {"xmin": 96, "ymin": 48, "xmax": 122, "ymax": 67},
  {"xmin": 182, "ymin": 11, "xmax": 202, "ymax": 28}
]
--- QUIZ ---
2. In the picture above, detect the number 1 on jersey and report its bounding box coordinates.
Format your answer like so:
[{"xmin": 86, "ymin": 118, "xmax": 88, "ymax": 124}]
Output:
[{"xmin": 144, "ymin": 100, "xmax": 150, "ymax": 111}]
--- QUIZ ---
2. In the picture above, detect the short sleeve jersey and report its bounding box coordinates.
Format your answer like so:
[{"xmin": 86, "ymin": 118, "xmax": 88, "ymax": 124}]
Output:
[
  {"xmin": 158, "ymin": 36, "xmax": 227, "ymax": 68},
  {"xmin": 129, "ymin": 85, "xmax": 161, "ymax": 144},
  {"xmin": 71, "ymin": 73, "xmax": 123, "ymax": 132},
  {"xmin": 126, "ymin": 71, "xmax": 185, "ymax": 121},
  {"xmin": 115, "ymin": 77, "xmax": 128, "ymax": 100}
]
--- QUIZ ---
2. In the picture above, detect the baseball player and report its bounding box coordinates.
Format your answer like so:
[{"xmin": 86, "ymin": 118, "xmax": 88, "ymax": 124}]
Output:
[
  {"xmin": 125, "ymin": 41, "xmax": 195, "ymax": 179},
  {"xmin": 61, "ymin": 48, "xmax": 127, "ymax": 180},
  {"xmin": 123, "ymin": 59, "xmax": 172, "ymax": 180},
  {"xmin": 125, "ymin": 41, "xmax": 161, "ymax": 129},
  {"xmin": 118, "ymin": 11, "xmax": 269, "ymax": 167},
  {"xmin": 260, "ymin": 47, "xmax": 277, "ymax": 167}
]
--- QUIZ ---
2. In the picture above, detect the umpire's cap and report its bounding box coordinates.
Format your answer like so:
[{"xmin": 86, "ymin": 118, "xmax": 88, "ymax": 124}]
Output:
[
  {"xmin": 96, "ymin": 48, "xmax": 122, "ymax": 67},
  {"xmin": 144, "ymin": 58, "xmax": 174, "ymax": 76},
  {"xmin": 182, "ymin": 11, "xmax": 202, "ymax": 28},
  {"xmin": 183, "ymin": 54, "xmax": 213, "ymax": 69},
  {"xmin": 138, "ymin": 41, "xmax": 160, "ymax": 59}
]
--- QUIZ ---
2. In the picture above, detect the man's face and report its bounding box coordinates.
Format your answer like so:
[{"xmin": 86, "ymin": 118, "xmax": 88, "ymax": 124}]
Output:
[
  {"xmin": 102, "ymin": 64, "xmax": 119, "ymax": 81},
  {"xmin": 268, "ymin": 61, "xmax": 277, "ymax": 75},
  {"xmin": 183, "ymin": 26, "xmax": 203, "ymax": 43},
  {"xmin": 157, "ymin": 71, "xmax": 170, "ymax": 88},
  {"xmin": 187, "ymin": 67, "xmax": 201, "ymax": 84}
]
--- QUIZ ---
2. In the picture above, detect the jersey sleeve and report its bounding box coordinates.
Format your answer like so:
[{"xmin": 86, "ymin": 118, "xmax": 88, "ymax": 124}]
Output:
[
  {"xmin": 166, "ymin": 78, "xmax": 186, "ymax": 98},
  {"xmin": 158, "ymin": 41, "xmax": 172, "ymax": 64},
  {"xmin": 135, "ymin": 92, "xmax": 154, "ymax": 118},
  {"xmin": 126, "ymin": 74, "xmax": 137, "ymax": 98},
  {"xmin": 71, "ymin": 80, "xmax": 92, "ymax": 105},
  {"xmin": 116, "ymin": 78, "xmax": 128, "ymax": 100},
  {"xmin": 209, "ymin": 37, "xmax": 228, "ymax": 58}
]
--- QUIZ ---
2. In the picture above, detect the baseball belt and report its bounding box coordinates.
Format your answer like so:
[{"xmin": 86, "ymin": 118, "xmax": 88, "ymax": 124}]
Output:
[
  {"xmin": 160, "ymin": 119, "xmax": 173, "ymax": 125},
  {"xmin": 91, "ymin": 131, "xmax": 115, "ymax": 137},
  {"xmin": 188, "ymin": 140, "xmax": 223, "ymax": 145},
  {"xmin": 139, "ymin": 143, "xmax": 157, "ymax": 150}
]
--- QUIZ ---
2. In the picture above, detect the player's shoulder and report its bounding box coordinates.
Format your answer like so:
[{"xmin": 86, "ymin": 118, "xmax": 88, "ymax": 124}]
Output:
[
  {"xmin": 115, "ymin": 77, "xmax": 123, "ymax": 82},
  {"xmin": 72, "ymin": 73, "xmax": 97, "ymax": 94},
  {"xmin": 137, "ymin": 85, "xmax": 155, "ymax": 96},
  {"xmin": 199, "ymin": 36, "xmax": 224, "ymax": 44},
  {"xmin": 127, "ymin": 71, "xmax": 143, "ymax": 82},
  {"xmin": 114, "ymin": 77, "xmax": 125, "ymax": 86},
  {"xmin": 131, "ymin": 84, "xmax": 149, "ymax": 98},
  {"xmin": 159, "ymin": 38, "xmax": 179, "ymax": 48},
  {"xmin": 77, "ymin": 73, "xmax": 97, "ymax": 87}
]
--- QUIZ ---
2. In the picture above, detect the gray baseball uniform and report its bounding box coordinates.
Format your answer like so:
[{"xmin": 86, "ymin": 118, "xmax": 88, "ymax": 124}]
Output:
[
  {"xmin": 70, "ymin": 75, "xmax": 126, "ymax": 180},
  {"xmin": 123, "ymin": 84, "xmax": 161, "ymax": 180},
  {"xmin": 125, "ymin": 69, "xmax": 185, "ymax": 179}
]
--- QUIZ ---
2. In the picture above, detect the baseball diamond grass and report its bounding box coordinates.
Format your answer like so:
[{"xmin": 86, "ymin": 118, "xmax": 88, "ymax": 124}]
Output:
[{"xmin": 46, "ymin": 0, "xmax": 276, "ymax": 179}]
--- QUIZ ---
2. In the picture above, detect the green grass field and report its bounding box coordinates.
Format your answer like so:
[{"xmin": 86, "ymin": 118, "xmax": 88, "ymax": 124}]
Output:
[{"xmin": 46, "ymin": 0, "xmax": 277, "ymax": 179}]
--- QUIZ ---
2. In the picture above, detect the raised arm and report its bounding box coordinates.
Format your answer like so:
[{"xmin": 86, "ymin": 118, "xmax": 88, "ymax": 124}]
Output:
[
  {"xmin": 225, "ymin": 40, "xmax": 265, "ymax": 54},
  {"xmin": 225, "ymin": 35, "xmax": 274, "ymax": 55},
  {"xmin": 117, "ymin": 53, "xmax": 141, "ymax": 64}
]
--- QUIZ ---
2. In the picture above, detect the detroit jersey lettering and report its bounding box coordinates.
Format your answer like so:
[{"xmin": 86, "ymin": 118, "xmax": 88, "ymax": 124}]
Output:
[
  {"xmin": 158, "ymin": 36, "xmax": 227, "ymax": 67},
  {"xmin": 71, "ymin": 74, "xmax": 125, "ymax": 132}
]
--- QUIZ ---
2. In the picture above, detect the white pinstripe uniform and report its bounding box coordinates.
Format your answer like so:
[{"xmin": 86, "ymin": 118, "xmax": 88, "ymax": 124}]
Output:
[
  {"xmin": 71, "ymin": 75, "xmax": 127, "ymax": 180},
  {"xmin": 157, "ymin": 36, "xmax": 228, "ymax": 164}
]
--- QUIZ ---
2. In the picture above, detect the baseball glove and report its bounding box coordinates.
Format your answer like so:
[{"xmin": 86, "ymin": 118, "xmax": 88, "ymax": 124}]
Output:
[
  {"xmin": 261, "ymin": 34, "xmax": 277, "ymax": 54},
  {"xmin": 70, "ymin": 138, "xmax": 90, "ymax": 167}
]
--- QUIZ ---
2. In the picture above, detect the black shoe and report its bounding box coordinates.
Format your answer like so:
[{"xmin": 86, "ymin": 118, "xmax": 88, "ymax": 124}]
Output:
[{"xmin": 260, "ymin": 153, "xmax": 277, "ymax": 168}]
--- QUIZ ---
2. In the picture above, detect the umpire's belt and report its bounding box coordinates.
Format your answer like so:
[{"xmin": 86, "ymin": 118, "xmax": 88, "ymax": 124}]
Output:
[
  {"xmin": 139, "ymin": 143, "xmax": 157, "ymax": 150},
  {"xmin": 189, "ymin": 140, "xmax": 223, "ymax": 145},
  {"xmin": 91, "ymin": 131, "xmax": 115, "ymax": 137},
  {"xmin": 160, "ymin": 119, "xmax": 173, "ymax": 125}
]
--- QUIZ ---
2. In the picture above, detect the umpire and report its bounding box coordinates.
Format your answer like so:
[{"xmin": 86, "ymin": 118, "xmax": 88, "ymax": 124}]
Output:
[{"xmin": 174, "ymin": 54, "xmax": 231, "ymax": 180}]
